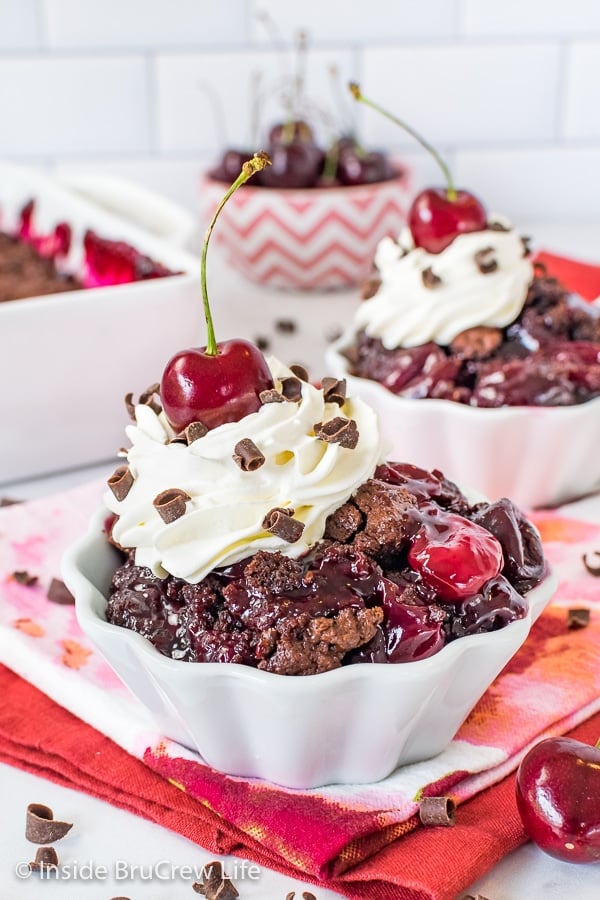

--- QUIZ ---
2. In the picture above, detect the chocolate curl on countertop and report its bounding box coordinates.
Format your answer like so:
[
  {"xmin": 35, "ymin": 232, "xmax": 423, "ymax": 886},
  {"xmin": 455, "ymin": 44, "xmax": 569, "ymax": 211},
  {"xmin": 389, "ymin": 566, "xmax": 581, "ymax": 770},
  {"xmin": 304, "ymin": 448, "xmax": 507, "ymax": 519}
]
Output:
[
  {"xmin": 418, "ymin": 796, "xmax": 456, "ymax": 827},
  {"xmin": 26, "ymin": 803, "xmax": 73, "ymax": 844}
]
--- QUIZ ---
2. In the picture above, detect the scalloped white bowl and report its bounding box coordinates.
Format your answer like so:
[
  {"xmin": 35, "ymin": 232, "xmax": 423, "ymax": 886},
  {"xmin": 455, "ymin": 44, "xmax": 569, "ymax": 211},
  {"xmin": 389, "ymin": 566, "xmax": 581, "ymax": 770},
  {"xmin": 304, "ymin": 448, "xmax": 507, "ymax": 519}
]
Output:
[
  {"xmin": 326, "ymin": 334, "xmax": 600, "ymax": 510},
  {"xmin": 63, "ymin": 507, "xmax": 556, "ymax": 789}
]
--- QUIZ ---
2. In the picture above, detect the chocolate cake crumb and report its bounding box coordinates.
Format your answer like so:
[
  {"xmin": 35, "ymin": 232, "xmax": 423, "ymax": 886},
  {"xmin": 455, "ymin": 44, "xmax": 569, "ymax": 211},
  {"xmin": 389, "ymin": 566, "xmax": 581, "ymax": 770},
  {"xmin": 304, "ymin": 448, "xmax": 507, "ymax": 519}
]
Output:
[
  {"xmin": 352, "ymin": 481, "xmax": 417, "ymax": 560},
  {"xmin": 325, "ymin": 502, "xmax": 363, "ymax": 542},
  {"xmin": 450, "ymin": 326, "xmax": 502, "ymax": 361},
  {"xmin": 244, "ymin": 552, "xmax": 304, "ymax": 594}
]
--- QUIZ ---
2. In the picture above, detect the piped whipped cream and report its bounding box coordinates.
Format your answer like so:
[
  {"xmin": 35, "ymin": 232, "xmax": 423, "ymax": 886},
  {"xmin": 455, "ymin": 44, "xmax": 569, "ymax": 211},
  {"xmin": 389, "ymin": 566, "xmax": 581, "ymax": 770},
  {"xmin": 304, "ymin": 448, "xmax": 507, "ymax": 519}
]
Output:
[
  {"xmin": 106, "ymin": 358, "xmax": 383, "ymax": 583},
  {"xmin": 353, "ymin": 221, "xmax": 534, "ymax": 348}
]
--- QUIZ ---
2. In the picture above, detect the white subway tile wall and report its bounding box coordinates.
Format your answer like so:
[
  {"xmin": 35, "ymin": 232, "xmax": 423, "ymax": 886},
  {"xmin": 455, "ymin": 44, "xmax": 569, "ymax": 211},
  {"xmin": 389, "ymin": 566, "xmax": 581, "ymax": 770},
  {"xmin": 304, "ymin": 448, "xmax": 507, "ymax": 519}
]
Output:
[{"xmin": 0, "ymin": 0, "xmax": 598, "ymax": 223}]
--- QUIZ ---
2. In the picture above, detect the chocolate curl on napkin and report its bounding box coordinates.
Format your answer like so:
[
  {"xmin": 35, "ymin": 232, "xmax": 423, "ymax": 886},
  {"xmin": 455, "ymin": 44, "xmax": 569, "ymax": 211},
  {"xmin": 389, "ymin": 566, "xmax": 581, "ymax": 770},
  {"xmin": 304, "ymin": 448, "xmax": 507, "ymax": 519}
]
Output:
[{"xmin": 0, "ymin": 664, "xmax": 598, "ymax": 900}]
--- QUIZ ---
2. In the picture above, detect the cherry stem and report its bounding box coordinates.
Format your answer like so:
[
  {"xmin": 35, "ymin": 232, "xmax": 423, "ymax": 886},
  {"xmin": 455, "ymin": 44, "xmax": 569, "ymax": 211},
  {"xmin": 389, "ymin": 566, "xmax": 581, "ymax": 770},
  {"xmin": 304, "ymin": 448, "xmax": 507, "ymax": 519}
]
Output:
[
  {"xmin": 348, "ymin": 82, "xmax": 457, "ymax": 201},
  {"xmin": 201, "ymin": 151, "xmax": 271, "ymax": 356},
  {"xmin": 595, "ymin": 737, "xmax": 600, "ymax": 750}
]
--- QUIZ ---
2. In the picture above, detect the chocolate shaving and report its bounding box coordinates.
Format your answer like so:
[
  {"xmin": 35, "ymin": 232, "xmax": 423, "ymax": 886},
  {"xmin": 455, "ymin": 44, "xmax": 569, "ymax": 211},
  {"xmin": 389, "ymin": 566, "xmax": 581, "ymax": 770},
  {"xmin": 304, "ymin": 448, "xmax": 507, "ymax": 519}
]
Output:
[
  {"xmin": 12, "ymin": 570, "xmax": 38, "ymax": 586},
  {"xmin": 418, "ymin": 796, "xmax": 456, "ymax": 826},
  {"xmin": 192, "ymin": 860, "xmax": 239, "ymax": 899},
  {"xmin": 275, "ymin": 318, "xmax": 297, "ymax": 334},
  {"xmin": 125, "ymin": 382, "xmax": 162, "ymax": 420},
  {"xmin": 474, "ymin": 247, "xmax": 498, "ymax": 274},
  {"xmin": 107, "ymin": 465, "xmax": 134, "ymax": 501},
  {"xmin": 582, "ymin": 550, "xmax": 600, "ymax": 576},
  {"xmin": 124, "ymin": 392, "xmax": 136, "ymax": 421},
  {"xmin": 321, "ymin": 377, "xmax": 347, "ymax": 407},
  {"xmin": 361, "ymin": 277, "xmax": 381, "ymax": 300},
  {"xmin": 533, "ymin": 260, "xmax": 548, "ymax": 277},
  {"xmin": 153, "ymin": 488, "xmax": 191, "ymax": 523},
  {"xmin": 487, "ymin": 220, "xmax": 509, "ymax": 232},
  {"xmin": 47, "ymin": 578, "xmax": 75, "ymax": 606},
  {"xmin": 521, "ymin": 235, "xmax": 532, "ymax": 257},
  {"xmin": 172, "ymin": 421, "xmax": 208, "ymax": 445},
  {"xmin": 28, "ymin": 846, "xmax": 59, "ymax": 872},
  {"xmin": 233, "ymin": 438, "xmax": 265, "ymax": 472},
  {"xmin": 313, "ymin": 417, "xmax": 359, "ymax": 449},
  {"xmin": 289, "ymin": 364, "xmax": 309, "ymax": 382},
  {"xmin": 567, "ymin": 607, "xmax": 591, "ymax": 630},
  {"xmin": 280, "ymin": 376, "xmax": 303, "ymax": 402},
  {"xmin": 262, "ymin": 507, "xmax": 305, "ymax": 543},
  {"xmin": 0, "ymin": 496, "xmax": 22, "ymax": 506},
  {"xmin": 255, "ymin": 335, "xmax": 271, "ymax": 351},
  {"xmin": 259, "ymin": 388, "xmax": 285, "ymax": 404},
  {"xmin": 26, "ymin": 803, "xmax": 73, "ymax": 844},
  {"xmin": 285, "ymin": 894, "xmax": 317, "ymax": 900},
  {"xmin": 421, "ymin": 266, "xmax": 441, "ymax": 288},
  {"xmin": 138, "ymin": 382, "xmax": 162, "ymax": 414}
]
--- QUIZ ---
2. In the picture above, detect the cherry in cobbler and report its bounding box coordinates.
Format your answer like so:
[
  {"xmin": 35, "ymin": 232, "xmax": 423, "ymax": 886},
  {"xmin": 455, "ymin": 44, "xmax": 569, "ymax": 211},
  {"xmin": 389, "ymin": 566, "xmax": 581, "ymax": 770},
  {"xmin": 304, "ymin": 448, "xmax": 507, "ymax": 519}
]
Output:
[{"xmin": 106, "ymin": 463, "xmax": 546, "ymax": 675}]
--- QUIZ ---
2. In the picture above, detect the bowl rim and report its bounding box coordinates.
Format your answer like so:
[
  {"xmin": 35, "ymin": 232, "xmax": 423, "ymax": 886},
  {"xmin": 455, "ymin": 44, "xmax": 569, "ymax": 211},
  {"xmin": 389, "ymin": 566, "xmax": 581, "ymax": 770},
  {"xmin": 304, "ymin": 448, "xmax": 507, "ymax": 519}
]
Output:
[
  {"xmin": 327, "ymin": 330, "xmax": 600, "ymax": 419},
  {"xmin": 63, "ymin": 505, "xmax": 557, "ymax": 690},
  {"xmin": 200, "ymin": 164, "xmax": 408, "ymax": 198}
]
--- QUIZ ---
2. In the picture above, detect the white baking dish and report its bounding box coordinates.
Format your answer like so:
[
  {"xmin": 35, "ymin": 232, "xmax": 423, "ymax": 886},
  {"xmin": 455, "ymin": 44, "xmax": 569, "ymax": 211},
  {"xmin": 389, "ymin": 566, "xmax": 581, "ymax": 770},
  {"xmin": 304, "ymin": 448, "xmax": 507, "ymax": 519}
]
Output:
[{"xmin": 0, "ymin": 162, "xmax": 203, "ymax": 484}]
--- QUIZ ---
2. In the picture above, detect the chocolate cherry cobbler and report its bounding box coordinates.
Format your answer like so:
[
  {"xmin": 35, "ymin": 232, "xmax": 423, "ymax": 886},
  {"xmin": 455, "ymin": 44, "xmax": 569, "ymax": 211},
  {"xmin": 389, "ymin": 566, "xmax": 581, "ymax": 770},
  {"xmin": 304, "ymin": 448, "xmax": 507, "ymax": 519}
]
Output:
[
  {"xmin": 343, "ymin": 86, "xmax": 600, "ymax": 408},
  {"xmin": 102, "ymin": 154, "xmax": 547, "ymax": 677},
  {"xmin": 104, "ymin": 361, "xmax": 546, "ymax": 676}
]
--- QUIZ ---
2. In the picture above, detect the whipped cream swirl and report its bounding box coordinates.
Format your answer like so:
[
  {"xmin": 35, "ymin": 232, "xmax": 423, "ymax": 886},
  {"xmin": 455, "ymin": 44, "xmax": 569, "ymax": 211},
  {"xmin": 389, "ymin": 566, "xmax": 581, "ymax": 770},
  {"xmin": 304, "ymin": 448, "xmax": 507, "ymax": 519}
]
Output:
[
  {"xmin": 353, "ymin": 222, "xmax": 534, "ymax": 348},
  {"xmin": 106, "ymin": 358, "xmax": 383, "ymax": 583}
]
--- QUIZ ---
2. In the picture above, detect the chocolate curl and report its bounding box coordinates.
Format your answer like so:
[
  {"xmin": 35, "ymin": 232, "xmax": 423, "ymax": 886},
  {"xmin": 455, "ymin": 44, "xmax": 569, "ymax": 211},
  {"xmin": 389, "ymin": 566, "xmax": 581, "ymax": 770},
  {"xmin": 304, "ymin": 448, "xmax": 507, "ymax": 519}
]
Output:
[
  {"xmin": 567, "ymin": 608, "xmax": 591, "ymax": 630},
  {"xmin": 421, "ymin": 266, "xmax": 441, "ymax": 288},
  {"xmin": 361, "ymin": 276, "xmax": 381, "ymax": 300},
  {"xmin": 153, "ymin": 488, "xmax": 191, "ymax": 523},
  {"xmin": 474, "ymin": 246, "xmax": 498, "ymax": 274},
  {"xmin": 314, "ymin": 417, "xmax": 359, "ymax": 449},
  {"xmin": 28, "ymin": 846, "xmax": 59, "ymax": 872},
  {"xmin": 259, "ymin": 388, "xmax": 285, "ymax": 404},
  {"xmin": 138, "ymin": 382, "xmax": 162, "ymax": 415},
  {"xmin": 487, "ymin": 220, "xmax": 509, "ymax": 232},
  {"xmin": 321, "ymin": 377, "xmax": 347, "ymax": 407},
  {"xmin": 280, "ymin": 376, "xmax": 303, "ymax": 402},
  {"xmin": 107, "ymin": 465, "xmax": 134, "ymax": 501},
  {"xmin": 582, "ymin": 551, "xmax": 600, "ymax": 576},
  {"xmin": 275, "ymin": 318, "xmax": 297, "ymax": 333},
  {"xmin": 262, "ymin": 507, "xmax": 305, "ymax": 543},
  {"xmin": 172, "ymin": 421, "xmax": 208, "ymax": 445},
  {"xmin": 289, "ymin": 364, "xmax": 309, "ymax": 382},
  {"xmin": 124, "ymin": 392, "xmax": 136, "ymax": 421},
  {"xmin": 26, "ymin": 803, "xmax": 73, "ymax": 844},
  {"xmin": 233, "ymin": 439, "xmax": 265, "ymax": 472},
  {"xmin": 47, "ymin": 578, "xmax": 75, "ymax": 606},
  {"xmin": 419, "ymin": 796, "xmax": 456, "ymax": 826},
  {"xmin": 285, "ymin": 894, "xmax": 317, "ymax": 900},
  {"xmin": 12, "ymin": 571, "xmax": 38, "ymax": 586},
  {"xmin": 192, "ymin": 860, "xmax": 239, "ymax": 899},
  {"xmin": 521, "ymin": 235, "xmax": 532, "ymax": 257}
]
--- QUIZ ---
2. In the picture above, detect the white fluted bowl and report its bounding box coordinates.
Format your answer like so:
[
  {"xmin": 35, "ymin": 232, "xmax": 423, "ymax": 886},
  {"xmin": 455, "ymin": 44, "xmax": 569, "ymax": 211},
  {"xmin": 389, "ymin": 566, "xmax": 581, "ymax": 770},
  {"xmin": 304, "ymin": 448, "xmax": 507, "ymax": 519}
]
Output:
[
  {"xmin": 63, "ymin": 507, "xmax": 556, "ymax": 789},
  {"xmin": 326, "ymin": 335, "xmax": 600, "ymax": 510}
]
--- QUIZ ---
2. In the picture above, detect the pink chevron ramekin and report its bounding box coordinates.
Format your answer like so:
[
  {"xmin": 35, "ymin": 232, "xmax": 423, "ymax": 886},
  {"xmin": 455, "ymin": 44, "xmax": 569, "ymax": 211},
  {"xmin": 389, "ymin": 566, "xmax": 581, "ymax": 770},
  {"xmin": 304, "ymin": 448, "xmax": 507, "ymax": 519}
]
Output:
[{"xmin": 199, "ymin": 168, "xmax": 411, "ymax": 291}]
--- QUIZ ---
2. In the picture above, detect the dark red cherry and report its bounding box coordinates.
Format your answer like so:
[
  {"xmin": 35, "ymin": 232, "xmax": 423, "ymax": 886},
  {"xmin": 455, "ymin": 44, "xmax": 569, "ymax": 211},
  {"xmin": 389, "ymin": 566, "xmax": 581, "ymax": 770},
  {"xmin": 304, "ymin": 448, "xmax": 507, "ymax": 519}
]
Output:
[
  {"xmin": 260, "ymin": 140, "xmax": 324, "ymax": 189},
  {"xmin": 336, "ymin": 145, "xmax": 395, "ymax": 186},
  {"xmin": 408, "ymin": 188, "xmax": 488, "ymax": 254},
  {"xmin": 268, "ymin": 120, "xmax": 315, "ymax": 145},
  {"xmin": 407, "ymin": 506, "xmax": 503, "ymax": 601},
  {"xmin": 516, "ymin": 737, "xmax": 600, "ymax": 864},
  {"xmin": 161, "ymin": 339, "xmax": 274, "ymax": 432},
  {"xmin": 209, "ymin": 148, "xmax": 254, "ymax": 184},
  {"xmin": 379, "ymin": 578, "xmax": 446, "ymax": 661}
]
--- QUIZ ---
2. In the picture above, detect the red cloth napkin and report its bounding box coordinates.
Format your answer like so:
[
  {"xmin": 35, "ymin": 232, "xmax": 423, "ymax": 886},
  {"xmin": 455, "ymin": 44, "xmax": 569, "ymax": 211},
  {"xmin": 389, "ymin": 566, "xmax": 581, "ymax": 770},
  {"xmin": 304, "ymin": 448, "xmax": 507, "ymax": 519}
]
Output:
[
  {"xmin": 534, "ymin": 250, "xmax": 600, "ymax": 301},
  {"xmin": 1, "ymin": 662, "xmax": 598, "ymax": 900}
]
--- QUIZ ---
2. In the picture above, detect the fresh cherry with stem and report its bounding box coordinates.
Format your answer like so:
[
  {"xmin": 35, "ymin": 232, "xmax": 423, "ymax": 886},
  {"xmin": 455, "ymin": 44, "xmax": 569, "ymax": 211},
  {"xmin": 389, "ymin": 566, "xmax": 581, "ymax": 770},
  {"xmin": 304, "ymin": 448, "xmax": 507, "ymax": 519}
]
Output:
[
  {"xmin": 161, "ymin": 152, "xmax": 275, "ymax": 433},
  {"xmin": 349, "ymin": 83, "xmax": 487, "ymax": 253},
  {"xmin": 516, "ymin": 736, "xmax": 600, "ymax": 864}
]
